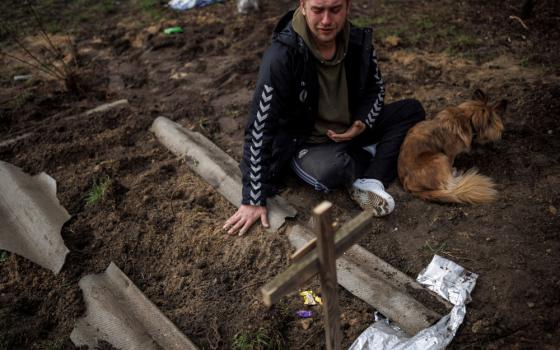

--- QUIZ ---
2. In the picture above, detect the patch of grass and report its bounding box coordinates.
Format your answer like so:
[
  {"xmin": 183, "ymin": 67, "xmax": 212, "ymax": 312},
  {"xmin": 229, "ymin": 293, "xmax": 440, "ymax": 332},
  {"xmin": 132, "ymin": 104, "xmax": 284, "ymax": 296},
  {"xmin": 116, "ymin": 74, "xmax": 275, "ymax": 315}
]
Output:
[
  {"xmin": 65, "ymin": 0, "xmax": 122, "ymax": 29},
  {"xmin": 422, "ymin": 240, "xmax": 447, "ymax": 255},
  {"xmin": 351, "ymin": 15, "xmax": 392, "ymax": 28},
  {"xmin": 85, "ymin": 176, "xmax": 111, "ymax": 207},
  {"xmin": 39, "ymin": 338, "xmax": 65, "ymax": 350},
  {"xmin": 351, "ymin": 16, "xmax": 375, "ymax": 28},
  {"xmin": 232, "ymin": 327, "xmax": 285, "ymax": 350},
  {"xmin": 136, "ymin": 0, "xmax": 164, "ymax": 19},
  {"xmin": 0, "ymin": 250, "xmax": 9, "ymax": 263},
  {"xmin": 453, "ymin": 33, "xmax": 477, "ymax": 48},
  {"xmin": 414, "ymin": 17, "xmax": 435, "ymax": 31},
  {"xmin": 10, "ymin": 91, "xmax": 34, "ymax": 109},
  {"xmin": 519, "ymin": 57, "xmax": 531, "ymax": 67}
]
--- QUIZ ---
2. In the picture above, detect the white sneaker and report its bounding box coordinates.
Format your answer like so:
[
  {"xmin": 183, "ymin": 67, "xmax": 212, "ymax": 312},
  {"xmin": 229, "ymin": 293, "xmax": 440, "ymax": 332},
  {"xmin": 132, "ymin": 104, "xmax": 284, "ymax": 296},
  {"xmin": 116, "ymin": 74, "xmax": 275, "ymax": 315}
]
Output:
[{"xmin": 350, "ymin": 178, "xmax": 395, "ymax": 216}]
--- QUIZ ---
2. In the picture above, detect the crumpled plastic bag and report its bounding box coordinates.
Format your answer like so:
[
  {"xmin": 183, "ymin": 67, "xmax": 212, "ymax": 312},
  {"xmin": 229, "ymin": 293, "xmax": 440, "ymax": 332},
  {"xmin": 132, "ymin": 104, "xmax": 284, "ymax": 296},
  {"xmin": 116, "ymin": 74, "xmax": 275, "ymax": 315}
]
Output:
[
  {"xmin": 349, "ymin": 255, "xmax": 478, "ymax": 350},
  {"xmin": 237, "ymin": 0, "xmax": 259, "ymax": 13},
  {"xmin": 168, "ymin": 0, "xmax": 222, "ymax": 11}
]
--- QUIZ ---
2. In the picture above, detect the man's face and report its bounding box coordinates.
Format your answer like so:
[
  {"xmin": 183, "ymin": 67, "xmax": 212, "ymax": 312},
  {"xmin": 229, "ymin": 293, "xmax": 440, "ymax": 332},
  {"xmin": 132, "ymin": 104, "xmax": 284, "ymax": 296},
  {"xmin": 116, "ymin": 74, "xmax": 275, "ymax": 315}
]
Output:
[{"xmin": 300, "ymin": 0, "xmax": 350, "ymax": 46}]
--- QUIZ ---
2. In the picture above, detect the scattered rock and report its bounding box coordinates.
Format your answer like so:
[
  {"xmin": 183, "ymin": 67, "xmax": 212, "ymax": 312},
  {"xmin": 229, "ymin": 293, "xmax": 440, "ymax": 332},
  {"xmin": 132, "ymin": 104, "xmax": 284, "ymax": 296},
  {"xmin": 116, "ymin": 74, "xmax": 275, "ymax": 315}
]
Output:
[
  {"xmin": 548, "ymin": 206, "xmax": 557, "ymax": 215},
  {"xmin": 299, "ymin": 318, "xmax": 313, "ymax": 330}
]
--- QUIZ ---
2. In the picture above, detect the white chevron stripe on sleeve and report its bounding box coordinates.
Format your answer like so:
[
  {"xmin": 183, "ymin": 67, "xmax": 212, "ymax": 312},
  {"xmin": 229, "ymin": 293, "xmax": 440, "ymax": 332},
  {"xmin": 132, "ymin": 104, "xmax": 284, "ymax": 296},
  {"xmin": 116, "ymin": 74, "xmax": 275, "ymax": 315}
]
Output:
[
  {"xmin": 250, "ymin": 146, "xmax": 260, "ymax": 156},
  {"xmin": 261, "ymin": 91, "xmax": 273, "ymax": 102},
  {"xmin": 252, "ymin": 130, "xmax": 263, "ymax": 139},
  {"xmin": 246, "ymin": 83, "xmax": 274, "ymax": 204},
  {"xmin": 253, "ymin": 121, "xmax": 265, "ymax": 131},
  {"xmin": 259, "ymin": 101, "xmax": 271, "ymax": 113}
]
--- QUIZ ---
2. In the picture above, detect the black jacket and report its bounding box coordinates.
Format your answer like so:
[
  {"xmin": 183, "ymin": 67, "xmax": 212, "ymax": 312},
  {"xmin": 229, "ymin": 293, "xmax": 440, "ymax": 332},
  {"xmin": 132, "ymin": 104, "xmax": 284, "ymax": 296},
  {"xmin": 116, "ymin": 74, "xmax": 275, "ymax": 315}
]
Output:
[{"xmin": 240, "ymin": 10, "xmax": 385, "ymax": 206}]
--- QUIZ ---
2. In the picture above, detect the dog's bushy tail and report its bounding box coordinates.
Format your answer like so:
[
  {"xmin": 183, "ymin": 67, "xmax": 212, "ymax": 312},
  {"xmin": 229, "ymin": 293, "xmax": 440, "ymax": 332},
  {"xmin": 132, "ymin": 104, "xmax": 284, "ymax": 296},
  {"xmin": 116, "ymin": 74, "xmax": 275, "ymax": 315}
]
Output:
[{"xmin": 416, "ymin": 168, "xmax": 497, "ymax": 204}]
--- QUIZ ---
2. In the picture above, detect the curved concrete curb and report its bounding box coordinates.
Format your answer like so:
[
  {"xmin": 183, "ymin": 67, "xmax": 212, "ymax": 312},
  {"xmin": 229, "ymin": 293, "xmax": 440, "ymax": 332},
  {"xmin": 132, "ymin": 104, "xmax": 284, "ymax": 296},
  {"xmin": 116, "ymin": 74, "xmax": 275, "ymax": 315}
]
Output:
[
  {"xmin": 71, "ymin": 262, "xmax": 198, "ymax": 350},
  {"xmin": 288, "ymin": 225, "xmax": 449, "ymax": 336},
  {"xmin": 150, "ymin": 116, "xmax": 296, "ymax": 232}
]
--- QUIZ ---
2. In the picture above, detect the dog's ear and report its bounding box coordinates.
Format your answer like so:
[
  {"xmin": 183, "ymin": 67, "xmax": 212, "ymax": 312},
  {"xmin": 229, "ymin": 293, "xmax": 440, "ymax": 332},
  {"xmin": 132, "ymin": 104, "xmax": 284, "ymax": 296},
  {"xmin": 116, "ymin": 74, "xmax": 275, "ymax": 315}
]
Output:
[
  {"xmin": 472, "ymin": 89, "xmax": 487, "ymax": 102},
  {"xmin": 493, "ymin": 99, "xmax": 508, "ymax": 116}
]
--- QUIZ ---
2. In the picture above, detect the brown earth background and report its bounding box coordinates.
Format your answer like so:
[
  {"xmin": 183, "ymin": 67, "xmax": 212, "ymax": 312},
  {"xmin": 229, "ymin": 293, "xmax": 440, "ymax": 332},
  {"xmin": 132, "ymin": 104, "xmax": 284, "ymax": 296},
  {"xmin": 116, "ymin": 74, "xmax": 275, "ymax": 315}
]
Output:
[{"xmin": 1, "ymin": 0, "xmax": 559, "ymax": 349}]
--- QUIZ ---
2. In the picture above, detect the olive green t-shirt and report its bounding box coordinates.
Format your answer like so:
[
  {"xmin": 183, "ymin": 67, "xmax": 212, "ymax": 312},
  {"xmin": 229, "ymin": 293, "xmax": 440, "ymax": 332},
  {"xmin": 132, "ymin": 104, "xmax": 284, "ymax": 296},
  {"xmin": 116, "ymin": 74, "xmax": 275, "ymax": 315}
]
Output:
[{"xmin": 292, "ymin": 8, "xmax": 351, "ymax": 143}]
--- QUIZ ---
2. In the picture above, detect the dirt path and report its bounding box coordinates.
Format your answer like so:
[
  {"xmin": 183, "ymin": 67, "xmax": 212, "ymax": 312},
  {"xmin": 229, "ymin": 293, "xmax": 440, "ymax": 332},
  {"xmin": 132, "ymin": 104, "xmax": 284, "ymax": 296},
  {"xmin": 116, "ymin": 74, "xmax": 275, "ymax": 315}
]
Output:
[{"xmin": 1, "ymin": 0, "xmax": 559, "ymax": 349}]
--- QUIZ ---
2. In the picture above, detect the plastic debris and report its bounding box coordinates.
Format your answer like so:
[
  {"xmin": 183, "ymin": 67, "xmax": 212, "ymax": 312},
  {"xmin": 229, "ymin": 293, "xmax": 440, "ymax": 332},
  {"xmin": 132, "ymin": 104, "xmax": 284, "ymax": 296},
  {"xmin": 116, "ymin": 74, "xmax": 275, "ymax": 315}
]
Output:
[
  {"xmin": 300, "ymin": 290, "xmax": 322, "ymax": 306},
  {"xmin": 13, "ymin": 74, "xmax": 33, "ymax": 81},
  {"xmin": 237, "ymin": 0, "xmax": 259, "ymax": 13},
  {"xmin": 301, "ymin": 291, "xmax": 316, "ymax": 305},
  {"xmin": 164, "ymin": 26, "xmax": 184, "ymax": 35},
  {"xmin": 349, "ymin": 255, "xmax": 478, "ymax": 350},
  {"xmin": 314, "ymin": 294, "xmax": 322, "ymax": 305},
  {"xmin": 168, "ymin": 0, "xmax": 222, "ymax": 11},
  {"xmin": 296, "ymin": 310, "xmax": 313, "ymax": 318}
]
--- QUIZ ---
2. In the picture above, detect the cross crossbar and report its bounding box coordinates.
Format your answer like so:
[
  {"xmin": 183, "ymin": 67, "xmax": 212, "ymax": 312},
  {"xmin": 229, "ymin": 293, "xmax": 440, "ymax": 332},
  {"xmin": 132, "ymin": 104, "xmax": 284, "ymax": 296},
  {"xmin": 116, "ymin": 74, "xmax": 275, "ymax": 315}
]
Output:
[{"xmin": 261, "ymin": 208, "xmax": 374, "ymax": 306}]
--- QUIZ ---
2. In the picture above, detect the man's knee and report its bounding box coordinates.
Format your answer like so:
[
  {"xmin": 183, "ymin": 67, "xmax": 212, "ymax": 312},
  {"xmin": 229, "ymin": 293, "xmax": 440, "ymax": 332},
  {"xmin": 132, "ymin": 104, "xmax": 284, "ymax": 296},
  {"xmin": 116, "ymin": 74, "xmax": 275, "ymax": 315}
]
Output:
[
  {"xmin": 293, "ymin": 151, "xmax": 355, "ymax": 191},
  {"xmin": 402, "ymin": 98, "xmax": 426, "ymax": 123}
]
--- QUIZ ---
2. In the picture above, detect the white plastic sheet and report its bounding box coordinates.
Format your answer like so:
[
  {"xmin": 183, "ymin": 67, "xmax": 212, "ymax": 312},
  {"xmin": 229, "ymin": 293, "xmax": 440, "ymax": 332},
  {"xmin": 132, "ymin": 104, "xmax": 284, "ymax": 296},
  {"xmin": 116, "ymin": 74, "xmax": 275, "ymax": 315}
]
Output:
[
  {"xmin": 168, "ymin": 0, "xmax": 222, "ymax": 11},
  {"xmin": 349, "ymin": 255, "xmax": 478, "ymax": 350},
  {"xmin": 237, "ymin": 0, "xmax": 259, "ymax": 13}
]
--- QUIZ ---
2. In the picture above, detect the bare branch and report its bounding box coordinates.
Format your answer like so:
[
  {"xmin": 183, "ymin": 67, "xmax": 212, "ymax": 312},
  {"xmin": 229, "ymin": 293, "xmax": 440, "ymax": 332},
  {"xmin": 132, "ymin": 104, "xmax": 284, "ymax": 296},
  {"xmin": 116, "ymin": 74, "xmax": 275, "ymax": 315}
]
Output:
[{"xmin": 0, "ymin": 50, "xmax": 64, "ymax": 79}]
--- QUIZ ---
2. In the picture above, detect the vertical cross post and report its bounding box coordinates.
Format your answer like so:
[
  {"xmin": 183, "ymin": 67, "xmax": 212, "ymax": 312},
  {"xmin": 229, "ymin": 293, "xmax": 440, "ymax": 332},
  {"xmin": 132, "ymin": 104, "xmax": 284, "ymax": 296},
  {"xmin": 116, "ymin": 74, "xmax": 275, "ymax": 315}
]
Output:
[{"xmin": 313, "ymin": 201, "xmax": 342, "ymax": 350}]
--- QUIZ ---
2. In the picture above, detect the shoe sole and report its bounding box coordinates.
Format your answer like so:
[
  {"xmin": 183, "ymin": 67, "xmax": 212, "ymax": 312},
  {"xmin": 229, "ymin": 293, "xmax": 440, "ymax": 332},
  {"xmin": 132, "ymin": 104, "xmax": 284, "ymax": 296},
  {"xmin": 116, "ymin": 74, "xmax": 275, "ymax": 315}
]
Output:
[{"xmin": 350, "ymin": 188, "xmax": 391, "ymax": 217}]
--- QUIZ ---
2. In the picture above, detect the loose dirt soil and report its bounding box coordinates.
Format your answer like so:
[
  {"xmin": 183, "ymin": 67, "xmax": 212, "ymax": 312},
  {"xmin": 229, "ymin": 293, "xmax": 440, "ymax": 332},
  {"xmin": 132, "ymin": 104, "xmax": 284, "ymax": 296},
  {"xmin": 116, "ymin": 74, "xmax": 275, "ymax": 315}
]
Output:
[{"xmin": 1, "ymin": 0, "xmax": 559, "ymax": 349}]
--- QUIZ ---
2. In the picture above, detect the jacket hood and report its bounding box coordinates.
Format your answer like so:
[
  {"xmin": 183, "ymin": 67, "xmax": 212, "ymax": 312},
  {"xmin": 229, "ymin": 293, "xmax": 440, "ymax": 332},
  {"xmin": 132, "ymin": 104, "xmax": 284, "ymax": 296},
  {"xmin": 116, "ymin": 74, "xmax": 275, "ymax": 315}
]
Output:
[{"xmin": 272, "ymin": 10, "xmax": 300, "ymax": 49}]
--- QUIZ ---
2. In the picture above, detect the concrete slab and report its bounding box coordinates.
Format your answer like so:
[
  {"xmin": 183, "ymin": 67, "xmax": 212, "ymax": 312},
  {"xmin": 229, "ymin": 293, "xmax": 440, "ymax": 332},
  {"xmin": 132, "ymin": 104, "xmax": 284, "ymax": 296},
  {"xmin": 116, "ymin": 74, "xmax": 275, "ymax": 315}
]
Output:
[
  {"xmin": 0, "ymin": 160, "xmax": 70, "ymax": 274},
  {"xmin": 288, "ymin": 225, "xmax": 450, "ymax": 336},
  {"xmin": 71, "ymin": 262, "xmax": 198, "ymax": 350}
]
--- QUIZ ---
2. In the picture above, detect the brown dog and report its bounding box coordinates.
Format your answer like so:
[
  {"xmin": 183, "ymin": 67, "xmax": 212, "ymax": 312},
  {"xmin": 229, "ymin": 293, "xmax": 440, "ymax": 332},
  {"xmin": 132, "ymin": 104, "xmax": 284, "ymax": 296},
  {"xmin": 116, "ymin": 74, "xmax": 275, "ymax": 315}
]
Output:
[{"xmin": 398, "ymin": 90, "xmax": 507, "ymax": 204}]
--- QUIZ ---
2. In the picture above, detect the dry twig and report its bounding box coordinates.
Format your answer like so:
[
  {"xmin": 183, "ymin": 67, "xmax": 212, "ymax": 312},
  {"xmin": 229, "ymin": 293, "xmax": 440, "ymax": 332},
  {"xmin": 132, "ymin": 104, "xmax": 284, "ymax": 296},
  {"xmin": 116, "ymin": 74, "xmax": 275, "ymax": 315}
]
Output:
[{"xmin": 509, "ymin": 15, "xmax": 529, "ymax": 30}]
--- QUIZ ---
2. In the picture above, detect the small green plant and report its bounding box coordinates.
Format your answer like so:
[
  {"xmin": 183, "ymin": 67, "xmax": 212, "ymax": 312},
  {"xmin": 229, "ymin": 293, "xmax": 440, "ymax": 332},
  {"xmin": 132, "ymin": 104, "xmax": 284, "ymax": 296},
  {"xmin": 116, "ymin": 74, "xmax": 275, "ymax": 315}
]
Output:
[
  {"xmin": 351, "ymin": 16, "xmax": 375, "ymax": 28},
  {"xmin": 39, "ymin": 338, "xmax": 65, "ymax": 350},
  {"xmin": 351, "ymin": 15, "xmax": 392, "ymax": 28},
  {"xmin": 0, "ymin": 250, "xmax": 9, "ymax": 263},
  {"xmin": 422, "ymin": 240, "xmax": 447, "ymax": 255},
  {"xmin": 85, "ymin": 176, "xmax": 111, "ymax": 207},
  {"xmin": 137, "ymin": 0, "xmax": 163, "ymax": 19},
  {"xmin": 232, "ymin": 327, "xmax": 284, "ymax": 350},
  {"xmin": 11, "ymin": 91, "xmax": 34, "ymax": 108},
  {"xmin": 414, "ymin": 18, "xmax": 435, "ymax": 31},
  {"xmin": 453, "ymin": 34, "xmax": 477, "ymax": 48}
]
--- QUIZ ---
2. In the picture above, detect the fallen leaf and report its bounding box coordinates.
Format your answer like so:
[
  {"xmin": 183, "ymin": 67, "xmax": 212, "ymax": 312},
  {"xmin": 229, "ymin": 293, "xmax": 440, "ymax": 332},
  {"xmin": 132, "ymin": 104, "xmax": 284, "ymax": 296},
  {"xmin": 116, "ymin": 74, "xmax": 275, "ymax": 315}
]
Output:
[{"xmin": 384, "ymin": 35, "xmax": 401, "ymax": 47}]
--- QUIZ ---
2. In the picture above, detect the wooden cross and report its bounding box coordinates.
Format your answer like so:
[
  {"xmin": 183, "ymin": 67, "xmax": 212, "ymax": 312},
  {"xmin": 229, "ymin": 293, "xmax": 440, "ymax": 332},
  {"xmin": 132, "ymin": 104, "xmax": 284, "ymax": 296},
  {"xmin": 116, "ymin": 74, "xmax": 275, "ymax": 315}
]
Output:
[{"xmin": 261, "ymin": 201, "xmax": 374, "ymax": 350}]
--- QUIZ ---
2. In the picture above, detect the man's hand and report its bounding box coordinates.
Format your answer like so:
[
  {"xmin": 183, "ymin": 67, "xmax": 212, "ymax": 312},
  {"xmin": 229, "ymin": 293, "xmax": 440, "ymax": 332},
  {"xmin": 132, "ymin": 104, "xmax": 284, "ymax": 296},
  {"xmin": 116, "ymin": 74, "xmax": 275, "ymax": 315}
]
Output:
[
  {"xmin": 223, "ymin": 205, "xmax": 269, "ymax": 236},
  {"xmin": 326, "ymin": 120, "xmax": 366, "ymax": 142}
]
